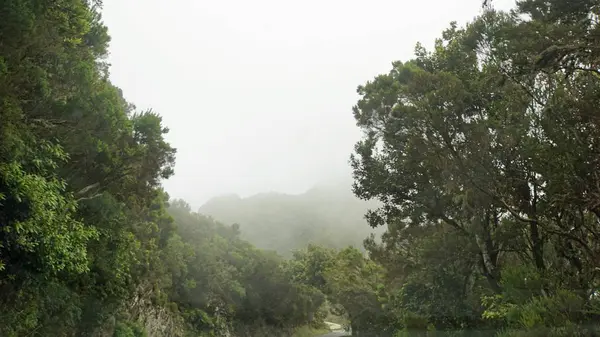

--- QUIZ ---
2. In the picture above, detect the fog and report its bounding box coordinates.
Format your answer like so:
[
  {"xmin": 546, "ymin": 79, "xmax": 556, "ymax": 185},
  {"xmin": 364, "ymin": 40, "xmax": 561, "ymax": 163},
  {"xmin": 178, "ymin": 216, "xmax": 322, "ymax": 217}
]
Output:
[{"xmin": 101, "ymin": 0, "xmax": 515, "ymax": 208}]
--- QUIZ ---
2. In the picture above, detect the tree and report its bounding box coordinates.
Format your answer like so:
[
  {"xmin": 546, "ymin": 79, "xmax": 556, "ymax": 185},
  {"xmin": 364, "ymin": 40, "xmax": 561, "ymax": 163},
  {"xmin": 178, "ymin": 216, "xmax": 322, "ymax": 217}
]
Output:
[
  {"xmin": 324, "ymin": 247, "xmax": 386, "ymax": 336},
  {"xmin": 0, "ymin": 1, "xmax": 177, "ymax": 335},
  {"xmin": 351, "ymin": 1, "xmax": 600, "ymax": 334}
]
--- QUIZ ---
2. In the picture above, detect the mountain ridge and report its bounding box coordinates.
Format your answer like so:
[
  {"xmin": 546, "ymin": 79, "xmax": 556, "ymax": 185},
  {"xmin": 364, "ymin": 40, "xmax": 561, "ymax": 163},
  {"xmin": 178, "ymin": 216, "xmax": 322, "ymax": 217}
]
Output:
[{"xmin": 198, "ymin": 181, "xmax": 383, "ymax": 255}]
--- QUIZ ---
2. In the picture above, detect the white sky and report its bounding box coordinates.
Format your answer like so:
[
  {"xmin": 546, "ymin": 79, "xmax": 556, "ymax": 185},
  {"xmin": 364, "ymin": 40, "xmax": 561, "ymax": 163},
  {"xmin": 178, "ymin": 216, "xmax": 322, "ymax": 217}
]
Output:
[{"xmin": 101, "ymin": 0, "xmax": 515, "ymax": 207}]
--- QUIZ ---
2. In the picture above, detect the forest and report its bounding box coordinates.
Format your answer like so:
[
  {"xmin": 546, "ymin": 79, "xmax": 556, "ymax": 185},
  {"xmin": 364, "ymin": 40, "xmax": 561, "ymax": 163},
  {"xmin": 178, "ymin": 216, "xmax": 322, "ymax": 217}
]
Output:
[{"xmin": 1, "ymin": 0, "xmax": 600, "ymax": 336}]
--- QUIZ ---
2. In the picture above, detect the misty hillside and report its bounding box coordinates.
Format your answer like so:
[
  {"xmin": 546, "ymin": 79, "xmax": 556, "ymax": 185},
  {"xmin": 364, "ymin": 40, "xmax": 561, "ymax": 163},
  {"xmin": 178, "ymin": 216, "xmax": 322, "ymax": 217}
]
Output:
[{"xmin": 198, "ymin": 182, "xmax": 384, "ymax": 255}]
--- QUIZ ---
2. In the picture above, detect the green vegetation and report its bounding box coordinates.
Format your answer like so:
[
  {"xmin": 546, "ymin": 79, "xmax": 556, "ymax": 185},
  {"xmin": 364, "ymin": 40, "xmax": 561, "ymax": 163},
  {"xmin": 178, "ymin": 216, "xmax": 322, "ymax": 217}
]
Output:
[
  {"xmin": 0, "ymin": 1, "xmax": 328, "ymax": 336},
  {"xmin": 291, "ymin": 326, "xmax": 332, "ymax": 337},
  {"xmin": 199, "ymin": 183, "xmax": 383, "ymax": 255},
  {"xmin": 2, "ymin": 0, "xmax": 600, "ymax": 337},
  {"xmin": 341, "ymin": 0, "xmax": 600, "ymax": 335},
  {"xmin": 166, "ymin": 201, "xmax": 329, "ymax": 336}
]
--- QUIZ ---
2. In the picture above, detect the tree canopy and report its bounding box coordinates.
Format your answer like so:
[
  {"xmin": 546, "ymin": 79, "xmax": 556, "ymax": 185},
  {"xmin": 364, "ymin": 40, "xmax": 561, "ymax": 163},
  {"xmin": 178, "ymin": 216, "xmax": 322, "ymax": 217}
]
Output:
[
  {"xmin": 349, "ymin": 0, "xmax": 600, "ymax": 335},
  {"xmin": 0, "ymin": 1, "xmax": 328, "ymax": 336}
]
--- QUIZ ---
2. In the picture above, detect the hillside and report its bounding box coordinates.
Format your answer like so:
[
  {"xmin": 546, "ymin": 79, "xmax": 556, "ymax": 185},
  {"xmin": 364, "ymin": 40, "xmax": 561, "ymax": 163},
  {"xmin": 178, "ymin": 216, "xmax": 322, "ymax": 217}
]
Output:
[{"xmin": 198, "ymin": 182, "xmax": 384, "ymax": 255}]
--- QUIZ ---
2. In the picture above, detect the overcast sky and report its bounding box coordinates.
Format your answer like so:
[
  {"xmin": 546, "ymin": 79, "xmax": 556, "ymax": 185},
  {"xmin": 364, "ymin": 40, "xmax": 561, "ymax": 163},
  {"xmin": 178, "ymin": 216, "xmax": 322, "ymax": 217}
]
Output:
[{"xmin": 101, "ymin": 0, "xmax": 515, "ymax": 207}]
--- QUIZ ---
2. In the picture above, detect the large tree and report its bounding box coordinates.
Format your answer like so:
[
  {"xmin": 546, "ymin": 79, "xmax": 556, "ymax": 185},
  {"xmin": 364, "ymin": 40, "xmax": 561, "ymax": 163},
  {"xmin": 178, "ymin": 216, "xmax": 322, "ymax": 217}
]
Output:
[{"xmin": 351, "ymin": 0, "xmax": 600, "ymax": 332}]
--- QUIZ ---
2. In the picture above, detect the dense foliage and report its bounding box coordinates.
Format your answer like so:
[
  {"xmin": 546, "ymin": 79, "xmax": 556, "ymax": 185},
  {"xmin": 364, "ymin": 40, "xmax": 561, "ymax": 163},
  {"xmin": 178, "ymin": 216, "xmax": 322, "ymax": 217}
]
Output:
[
  {"xmin": 346, "ymin": 0, "xmax": 600, "ymax": 335},
  {"xmin": 165, "ymin": 201, "xmax": 329, "ymax": 336},
  {"xmin": 0, "ymin": 1, "xmax": 327, "ymax": 336}
]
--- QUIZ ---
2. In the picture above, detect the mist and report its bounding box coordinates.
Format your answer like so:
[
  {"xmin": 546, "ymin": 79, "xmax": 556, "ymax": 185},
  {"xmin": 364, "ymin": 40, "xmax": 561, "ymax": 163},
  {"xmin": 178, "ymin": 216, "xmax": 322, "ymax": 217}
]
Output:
[{"xmin": 101, "ymin": 0, "xmax": 515, "ymax": 207}]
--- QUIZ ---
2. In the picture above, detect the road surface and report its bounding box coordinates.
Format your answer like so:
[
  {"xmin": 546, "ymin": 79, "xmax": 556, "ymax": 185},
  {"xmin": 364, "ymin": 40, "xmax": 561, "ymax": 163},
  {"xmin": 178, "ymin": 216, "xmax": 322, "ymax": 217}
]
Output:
[
  {"xmin": 319, "ymin": 321, "xmax": 348, "ymax": 337},
  {"xmin": 318, "ymin": 331, "xmax": 347, "ymax": 337}
]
